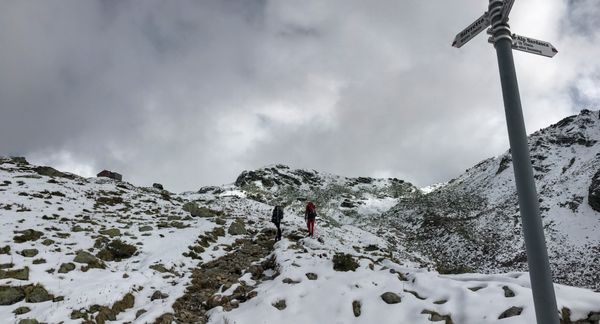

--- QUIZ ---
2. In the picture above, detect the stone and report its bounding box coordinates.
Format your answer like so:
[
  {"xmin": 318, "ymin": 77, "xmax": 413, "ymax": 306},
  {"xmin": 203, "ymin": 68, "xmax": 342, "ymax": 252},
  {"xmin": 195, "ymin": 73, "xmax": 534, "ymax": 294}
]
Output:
[
  {"xmin": 74, "ymin": 250, "xmax": 105, "ymax": 269},
  {"xmin": 332, "ymin": 253, "xmax": 359, "ymax": 272},
  {"xmin": 228, "ymin": 219, "xmax": 247, "ymax": 235},
  {"xmin": 19, "ymin": 249, "xmax": 39, "ymax": 258},
  {"xmin": 153, "ymin": 183, "xmax": 164, "ymax": 190},
  {"xmin": 151, "ymin": 290, "xmax": 168, "ymax": 301},
  {"xmin": 272, "ymin": 299, "xmax": 286, "ymax": 310},
  {"xmin": 17, "ymin": 319, "xmax": 39, "ymax": 324},
  {"xmin": 32, "ymin": 258, "xmax": 46, "ymax": 265},
  {"xmin": 13, "ymin": 306, "xmax": 31, "ymax": 315},
  {"xmin": 421, "ymin": 309, "xmax": 454, "ymax": 323},
  {"xmin": 0, "ymin": 267, "xmax": 29, "ymax": 280},
  {"xmin": 306, "ymin": 272, "xmax": 318, "ymax": 280},
  {"xmin": 183, "ymin": 202, "xmax": 220, "ymax": 217},
  {"xmin": 381, "ymin": 292, "xmax": 401, "ymax": 304},
  {"xmin": 13, "ymin": 229, "xmax": 43, "ymax": 243},
  {"xmin": 215, "ymin": 218, "xmax": 227, "ymax": 225},
  {"xmin": 139, "ymin": 225, "xmax": 153, "ymax": 232},
  {"xmin": 498, "ymin": 306, "xmax": 523, "ymax": 319},
  {"xmin": 352, "ymin": 300, "xmax": 361, "ymax": 317},
  {"xmin": 107, "ymin": 240, "xmax": 137, "ymax": 260},
  {"xmin": 282, "ymin": 278, "xmax": 300, "ymax": 284},
  {"xmin": 34, "ymin": 166, "xmax": 68, "ymax": 178},
  {"xmin": 503, "ymin": 286, "xmax": 515, "ymax": 297},
  {"xmin": 135, "ymin": 309, "xmax": 147, "ymax": 319},
  {"xmin": 24, "ymin": 284, "xmax": 53, "ymax": 303},
  {"xmin": 41, "ymin": 239, "xmax": 55, "ymax": 246},
  {"xmin": 0, "ymin": 245, "xmax": 10, "ymax": 254},
  {"xmin": 0, "ymin": 286, "xmax": 25, "ymax": 305},
  {"xmin": 99, "ymin": 228, "xmax": 121, "ymax": 237},
  {"xmin": 111, "ymin": 293, "xmax": 135, "ymax": 313},
  {"xmin": 58, "ymin": 263, "xmax": 76, "ymax": 274},
  {"xmin": 95, "ymin": 307, "xmax": 116, "ymax": 324}
]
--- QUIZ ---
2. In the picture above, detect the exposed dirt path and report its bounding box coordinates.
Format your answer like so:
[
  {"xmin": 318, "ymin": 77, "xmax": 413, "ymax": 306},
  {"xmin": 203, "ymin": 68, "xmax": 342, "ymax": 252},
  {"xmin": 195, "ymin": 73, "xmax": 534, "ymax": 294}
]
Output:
[{"xmin": 156, "ymin": 228, "xmax": 277, "ymax": 324}]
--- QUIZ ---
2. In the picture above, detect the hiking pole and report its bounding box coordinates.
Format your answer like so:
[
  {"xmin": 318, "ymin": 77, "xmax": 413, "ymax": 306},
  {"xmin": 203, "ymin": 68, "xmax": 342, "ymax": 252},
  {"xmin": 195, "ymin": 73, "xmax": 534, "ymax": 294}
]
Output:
[{"xmin": 451, "ymin": 1, "xmax": 559, "ymax": 323}]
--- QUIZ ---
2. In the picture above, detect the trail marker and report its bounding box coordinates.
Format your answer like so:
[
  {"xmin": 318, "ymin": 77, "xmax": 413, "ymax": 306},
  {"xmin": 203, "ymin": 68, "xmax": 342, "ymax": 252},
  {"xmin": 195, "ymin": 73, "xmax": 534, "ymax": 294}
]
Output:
[{"xmin": 452, "ymin": 1, "xmax": 560, "ymax": 324}]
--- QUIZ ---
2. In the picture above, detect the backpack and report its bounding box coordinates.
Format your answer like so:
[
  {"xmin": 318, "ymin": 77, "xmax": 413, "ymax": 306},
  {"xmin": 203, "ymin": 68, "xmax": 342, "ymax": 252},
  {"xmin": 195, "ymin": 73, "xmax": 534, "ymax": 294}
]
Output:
[{"xmin": 306, "ymin": 203, "xmax": 316, "ymax": 219}]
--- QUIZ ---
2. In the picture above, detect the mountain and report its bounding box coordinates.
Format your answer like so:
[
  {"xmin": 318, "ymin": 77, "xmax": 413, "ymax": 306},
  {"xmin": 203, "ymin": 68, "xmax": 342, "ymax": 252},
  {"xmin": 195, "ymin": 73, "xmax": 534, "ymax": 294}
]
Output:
[
  {"xmin": 381, "ymin": 109, "xmax": 600, "ymax": 290},
  {"xmin": 1, "ymin": 110, "xmax": 600, "ymax": 323}
]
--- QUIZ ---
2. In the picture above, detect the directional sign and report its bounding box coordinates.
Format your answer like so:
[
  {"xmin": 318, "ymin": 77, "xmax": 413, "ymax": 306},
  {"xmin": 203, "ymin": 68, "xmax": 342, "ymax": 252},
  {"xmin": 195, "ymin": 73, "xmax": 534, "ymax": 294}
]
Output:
[
  {"xmin": 452, "ymin": 12, "xmax": 490, "ymax": 48},
  {"xmin": 500, "ymin": 0, "xmax": 515, "ymax": 22},
  {"xmin": 511, "ymin": 34, "xmax": 558, "ymax": 57}
]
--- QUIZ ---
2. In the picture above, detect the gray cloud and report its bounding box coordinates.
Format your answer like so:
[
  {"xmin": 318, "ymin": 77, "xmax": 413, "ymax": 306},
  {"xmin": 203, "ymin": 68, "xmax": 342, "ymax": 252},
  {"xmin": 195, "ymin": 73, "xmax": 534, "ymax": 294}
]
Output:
[{"xmin": 0, "ymin": 0, "xmax": 597, "ymax": 191}]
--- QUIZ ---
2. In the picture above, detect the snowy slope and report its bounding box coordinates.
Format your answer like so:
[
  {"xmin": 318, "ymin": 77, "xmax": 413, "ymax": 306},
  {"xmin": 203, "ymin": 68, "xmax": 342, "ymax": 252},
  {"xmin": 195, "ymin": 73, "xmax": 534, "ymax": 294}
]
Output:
[{"xmin": 383, "ymin": 109, "xmax": 600, "ymax": 291}]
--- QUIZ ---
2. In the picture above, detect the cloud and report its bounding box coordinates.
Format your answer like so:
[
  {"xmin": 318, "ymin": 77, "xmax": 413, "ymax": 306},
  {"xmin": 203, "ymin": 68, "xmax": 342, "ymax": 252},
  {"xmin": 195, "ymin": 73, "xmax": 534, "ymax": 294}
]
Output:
[{"xmin": 0, "ymin": 0, "xmax": 597, "ymax": 191}]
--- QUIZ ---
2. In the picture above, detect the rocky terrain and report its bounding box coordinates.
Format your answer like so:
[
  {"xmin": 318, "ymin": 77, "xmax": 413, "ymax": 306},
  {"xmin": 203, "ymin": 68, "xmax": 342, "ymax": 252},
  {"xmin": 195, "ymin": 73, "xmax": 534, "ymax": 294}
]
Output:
[
  {"xmin": 1, "ymin": 110, "xmax": 600, "ymax": 323},
  {"xmin": 379, "ymin": 109, "xmax": 600, "ymax": 291}
]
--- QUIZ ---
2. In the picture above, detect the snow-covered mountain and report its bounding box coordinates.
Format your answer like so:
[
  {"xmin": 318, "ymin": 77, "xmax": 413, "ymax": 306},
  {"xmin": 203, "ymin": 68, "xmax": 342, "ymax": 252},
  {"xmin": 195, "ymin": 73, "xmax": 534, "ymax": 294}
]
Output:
[
  {"xmin": 1, "ymin": 110, "xmax": 600, "ymax": 324},
  {"xmin": 382, "ymin": 109, "xmax": 600, "ymax": 291}
]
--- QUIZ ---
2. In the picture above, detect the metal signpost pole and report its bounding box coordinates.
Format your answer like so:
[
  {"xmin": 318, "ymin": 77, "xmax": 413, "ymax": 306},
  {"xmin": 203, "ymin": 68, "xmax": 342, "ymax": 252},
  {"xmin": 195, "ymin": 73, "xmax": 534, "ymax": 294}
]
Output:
[
  {"xmin": 452, "ymin": 1, "xmax": 560, "ymax": 323},
  {"xmin": 487, "ymin": 1, "xmax": 560, "ymax": 323}
]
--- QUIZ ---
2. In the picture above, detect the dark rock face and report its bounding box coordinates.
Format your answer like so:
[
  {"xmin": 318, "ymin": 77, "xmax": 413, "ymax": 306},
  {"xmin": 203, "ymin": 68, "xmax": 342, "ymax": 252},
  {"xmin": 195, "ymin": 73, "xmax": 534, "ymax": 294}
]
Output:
[
  {"xmin": 153, "ymin": 183, "xmax": 164, "ymax": 190},
  {"xmin": 588, "ymin": 169, "xmax": 600, "ymax": 212}
]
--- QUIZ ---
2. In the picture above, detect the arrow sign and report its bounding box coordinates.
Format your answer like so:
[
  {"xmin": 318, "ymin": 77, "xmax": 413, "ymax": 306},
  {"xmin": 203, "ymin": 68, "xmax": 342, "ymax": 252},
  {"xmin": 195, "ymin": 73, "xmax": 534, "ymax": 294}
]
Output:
[
  {"xmin": 511, "ymin": 34, "xmax": 558, "ymax": 57},
  {"xmin": 452, "ymin": 12, "xmax": 490, "ymax": 48},
  {"xmin": 500, "ymin": 0, "xmax": 515, "ymax": 22}
]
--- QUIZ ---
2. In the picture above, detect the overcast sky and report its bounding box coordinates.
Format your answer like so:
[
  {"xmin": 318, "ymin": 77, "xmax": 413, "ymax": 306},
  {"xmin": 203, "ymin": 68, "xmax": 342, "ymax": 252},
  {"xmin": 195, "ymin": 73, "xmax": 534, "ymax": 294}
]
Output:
[{"xmin": 1, "ymin": 0, "xmax": 598, "ymax": 192}]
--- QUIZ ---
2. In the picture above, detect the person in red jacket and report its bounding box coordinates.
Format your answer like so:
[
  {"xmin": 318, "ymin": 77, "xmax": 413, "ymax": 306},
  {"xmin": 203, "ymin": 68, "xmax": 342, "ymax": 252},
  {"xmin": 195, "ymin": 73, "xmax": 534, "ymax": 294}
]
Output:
[{"xmin": 305, "ymin": 201, "xmax": 317, "ymax": 237}]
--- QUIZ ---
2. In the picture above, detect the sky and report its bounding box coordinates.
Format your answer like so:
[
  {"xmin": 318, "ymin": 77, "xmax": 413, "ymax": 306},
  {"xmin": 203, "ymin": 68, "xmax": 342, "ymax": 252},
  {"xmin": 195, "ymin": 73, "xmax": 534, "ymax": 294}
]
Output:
[{"xmin": 1, "ymin": 0, "xmax": 598, "ymax": 192}]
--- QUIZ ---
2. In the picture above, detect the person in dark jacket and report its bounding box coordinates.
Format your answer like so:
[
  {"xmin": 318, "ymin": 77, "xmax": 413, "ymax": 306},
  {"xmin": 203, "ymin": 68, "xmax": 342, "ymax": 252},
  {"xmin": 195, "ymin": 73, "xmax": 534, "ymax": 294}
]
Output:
[
  {"xmin": 271, "ymin": 205, "xmax": 284, "ymax": 241},
  {"xmin": 305, "ymin": 201, "xmax": 317, "ymax": 237}
]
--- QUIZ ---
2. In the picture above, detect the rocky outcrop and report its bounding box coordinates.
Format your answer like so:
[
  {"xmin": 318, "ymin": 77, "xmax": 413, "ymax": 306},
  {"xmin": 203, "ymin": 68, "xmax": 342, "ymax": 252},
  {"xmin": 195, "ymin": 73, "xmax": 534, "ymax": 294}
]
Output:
[{"xmin": 588, "ymin": 169, "xmax": 600, "ymax": 212}]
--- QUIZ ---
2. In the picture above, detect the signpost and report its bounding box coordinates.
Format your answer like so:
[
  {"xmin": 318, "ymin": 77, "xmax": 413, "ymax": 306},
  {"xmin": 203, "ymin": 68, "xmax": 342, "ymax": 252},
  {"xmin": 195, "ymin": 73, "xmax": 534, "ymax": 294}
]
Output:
[{"xmin": 452, "ymin": 1, "xmax": 560, "ymax": 324}]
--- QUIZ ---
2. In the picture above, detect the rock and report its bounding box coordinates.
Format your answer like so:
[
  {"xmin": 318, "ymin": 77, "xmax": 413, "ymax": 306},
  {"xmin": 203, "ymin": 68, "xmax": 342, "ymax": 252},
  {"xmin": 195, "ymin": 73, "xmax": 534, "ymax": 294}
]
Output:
[
  {"xmin": 34, "ymin": 166, "xmax": 68, "ymax": 178},
  {"xmin": 352, "ymin": 300, "xmax": 361, "ymax": 317},
  {"xmin": 588, "ymin": 169, "xmax": 600, "ymax": 212},
  {"xmin": 99, "ymin": 228, "xmax": 121, "ymax": 237},
  {"xmin": 107, "ymin": 240, "xmax": 137, "ymax": 260},
  {"xmin": 74, "ymin": 250, "xmax": 105, "ymax": 269},
  {"xmin": 306, "ymin": 272, "xmax": 318, "ymax": 280},
  {"xmin": 135, "ymin": 309, "xmax": 147, "ymax": 319},
  {"xmin": 153, "ymin": 183, "xmax": 164, "ymax": 190},
  {"xmin": 183, "ymin": 202, "xmax": 220, "ymax": 218},
  {"xmin": 17, "ymin": 319, "xmax": 39, "ymax": 324},
  {"xmin": 32, "ymin": 258, "xmax": 46, "ymax": 265},
  {"xmin": 0, "ymin": 286, "xmax": 25, "ymax": 305},
  {"xmin": 13, "ymin": 229, "xmax": 43, "ymax": 243},
  {"xmin": 0, "ymin": 245, "xmax": 10, "ymax": 254},
  {"xmin": 332, "ymin": 253, "xmax": 359, "ymax": 272},
  {"xmin": 215, "ymin": 218, "xmax": 226, "ymax": 225},
  {"xmin": 503, "ymin": 286, "xmax": 515, "ymax": 297},
  {"xmin": 282, "ymin": 278, "xmax": 300, "ymax": 284},
  {"xmin": 19, "ymin": 249, "xmax": 39, "ymax": 258},
  {"xmin": 151, "ymin": 290, "xmax": 169, "ymax": 301},
  {"xmin": 95, "ymin": 306, "xmax": 116, "ymax": 324},
  {"xmin": 41, "ymin": 239, "xmax": 54, "ymax": 246},
  {"xmin": 58, "ymin": 263, "xmax": 76, "ymax": 274},
  {"xmin": 70, "ymin": 310, "xmax": 87, "ymax": 320},
  {"xmin": 364, "ymin": 244, "xmax": 379, "ymax": 252},
  {"xmin": 421, "ymin": 309, "xmax": 453, "ymax": 323},
  {"xmin": 272, "ymin": 299, "xmax": 287, "ymax": 310},
  {"xmin": 13, "ymin": 306, "xmax": 31, "ymax": 315},
  {"xmin": 139, "ymin": 225, "xmax": 153, "ymax": 232},
  {"xmin": 228, "ymin": 219, "xmax": 247, "ymax": 235},
  {"xmin": 24, "ymin": 284, "xmax": 53, "ymax": 303},
  {"xmin": 381, "ymin": 292, "xmax": 401, "ymax": 304},
  {"xmin": 111, "ymin": 293, "xmax": 135, "ymax": 313},
  {"xmin": 498, "ymin": 306, "xmax": 523, "ymax": 319},
  {"xmin": 0, "ymin": 267, "xmax": 29, "ymax": 280},
  {"xmin": 155, "ymin": 313, "xmax": 174, "ymax": 324}
]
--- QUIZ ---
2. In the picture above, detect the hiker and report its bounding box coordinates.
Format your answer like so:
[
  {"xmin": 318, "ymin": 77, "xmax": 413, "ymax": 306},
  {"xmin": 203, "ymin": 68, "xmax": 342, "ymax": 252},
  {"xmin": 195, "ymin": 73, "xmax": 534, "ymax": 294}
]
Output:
[
  {"xmin": 271, "ymin": 205, "xmax": 284, "ymax": 241},
  {"xmin": 305, "ymin": 201, "xmax": 316, "ymax": 237}
]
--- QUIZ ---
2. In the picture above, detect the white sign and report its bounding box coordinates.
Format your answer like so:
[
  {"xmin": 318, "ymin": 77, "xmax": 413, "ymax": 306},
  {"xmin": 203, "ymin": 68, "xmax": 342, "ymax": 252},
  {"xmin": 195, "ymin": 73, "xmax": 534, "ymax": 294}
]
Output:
[
  {"xmin": 500, "ymin": 0, "xmax": 515, "ymax": 22},
  {"xmin": 511, "ymin": 34, "xmax": 558, "ymax": 58},
  {"xmin": 452, "ymin": 12, "xmax": 490, "ymax": 48}
]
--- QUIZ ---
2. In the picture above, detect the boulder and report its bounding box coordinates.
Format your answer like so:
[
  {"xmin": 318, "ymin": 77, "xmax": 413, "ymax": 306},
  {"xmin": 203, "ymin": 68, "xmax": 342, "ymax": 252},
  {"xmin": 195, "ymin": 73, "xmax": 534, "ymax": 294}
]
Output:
[
  {"xmin": 24, "ymin": 285, "xmax": 53, "ymax": 303},
  {"xmin": 272, "ymin": 299, "xmax": 286, "ymax": 310},
  {"xmin": 352, "ymin": 300, "xmax": 361, "ymax": 317},
  {"xmin": 332, "ymin": 253, "xmax": 359, "ymax": 272},
  {"xmin": 99, "ymin": 228, "xmax": 121, "ymax": 237},
  {"xmin": 13, "ymin": 229, "xmax": 43, "ymax": 243},
  {"xmin": 0, "ymin": 267, "xmax": 29, "ymax": 280},
  {"xmin": 58, "ymin": 263, "xmax": 76, "ymax": 274},
  {"xmin": 0, "ymin": 286, "xmax": 25, "ymax": 305},
  {"xmin": 153, "ymin": 183, "xmax": 164, "ymax": 190},
  {"xmin": 228, "ymin": 219, "xmax": 247, "ymax": 235},
  {"xmin": 19, "ymin": 249, "xmax": 39, "ymax": 258},
  {"xmin": 498, "ymin": 306, "xmax": 523, "ymax": 319},
  {"xmin": 381, "ymin": 292, "xmax": 401, "ymax": 304},
  {"xmin": 74, "ymin": 250, "xmax": 105, "ymax": 269},
  {"xmin": 13, "ymin": 306, "xmax": 31, "ymax": 315}
]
